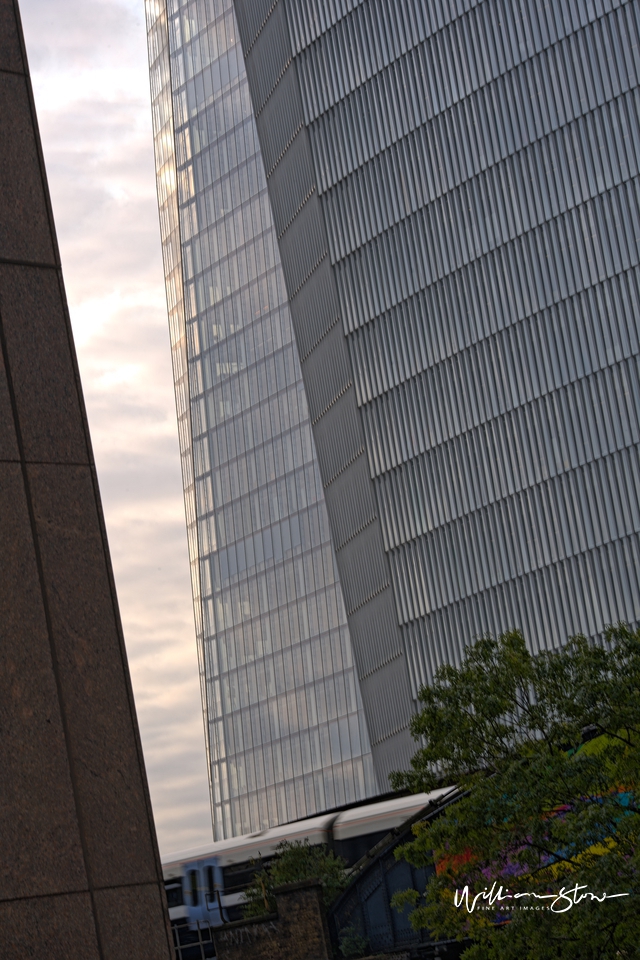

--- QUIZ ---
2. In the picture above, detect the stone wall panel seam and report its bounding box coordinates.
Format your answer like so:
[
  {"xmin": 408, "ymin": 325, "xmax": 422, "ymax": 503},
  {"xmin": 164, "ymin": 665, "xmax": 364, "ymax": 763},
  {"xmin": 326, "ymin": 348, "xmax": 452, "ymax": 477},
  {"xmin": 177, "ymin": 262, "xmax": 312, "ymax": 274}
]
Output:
[{"xmin": 0, "ymin": 296, "xmax": 103, "ymax": 953}]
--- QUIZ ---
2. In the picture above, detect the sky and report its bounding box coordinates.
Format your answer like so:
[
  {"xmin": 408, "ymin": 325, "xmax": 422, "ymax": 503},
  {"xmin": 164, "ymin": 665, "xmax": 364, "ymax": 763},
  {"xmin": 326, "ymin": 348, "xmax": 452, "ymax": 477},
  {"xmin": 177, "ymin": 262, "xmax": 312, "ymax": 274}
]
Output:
[{"xmin": 19, "ymin": 0, "xmax": 213, "ymax": 857}]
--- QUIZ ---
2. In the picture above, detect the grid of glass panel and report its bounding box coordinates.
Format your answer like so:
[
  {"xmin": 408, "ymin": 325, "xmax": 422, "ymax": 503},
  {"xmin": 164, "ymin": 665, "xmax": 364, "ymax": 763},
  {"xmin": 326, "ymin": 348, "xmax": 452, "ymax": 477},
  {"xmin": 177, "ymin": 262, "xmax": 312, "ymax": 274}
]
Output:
[
  {"xmin": 147, "ymin": 0, "xmax": 376, "ymax": 840},
  {"xmin": 283, "ymin": 0, "xmax": 640, "ymax": 694},
  {"xmin": 147, "ymin": 0, "xmax": 210, "ymax": 780}
]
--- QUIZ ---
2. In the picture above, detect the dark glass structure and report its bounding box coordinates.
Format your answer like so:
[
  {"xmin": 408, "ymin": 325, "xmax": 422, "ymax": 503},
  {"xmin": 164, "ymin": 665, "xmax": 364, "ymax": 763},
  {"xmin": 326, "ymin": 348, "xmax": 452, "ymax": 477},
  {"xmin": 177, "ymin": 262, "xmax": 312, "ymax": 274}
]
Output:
[
  {"xmin": 233, "ymin": 0, "xmax": 640, "ymax": 780},
  {"xmin": 146, "ymin": 0, "xmax": 377, "ymax": 840}
]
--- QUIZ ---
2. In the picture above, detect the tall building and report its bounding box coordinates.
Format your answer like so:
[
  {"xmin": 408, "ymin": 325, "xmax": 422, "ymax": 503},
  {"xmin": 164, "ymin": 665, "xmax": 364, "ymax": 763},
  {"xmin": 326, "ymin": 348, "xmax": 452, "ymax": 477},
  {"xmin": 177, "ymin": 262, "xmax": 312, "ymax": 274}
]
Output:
[
  {"xmin": 232, "ymin": 0, "xmax": 640, "ymax": 758},
  {"xmin": 146, "ymin": 0, "xmax": 377, "ymax": 840},
  {"xmin": 150, "ymin": 0, "xmax": 640, "ymax": 838}
]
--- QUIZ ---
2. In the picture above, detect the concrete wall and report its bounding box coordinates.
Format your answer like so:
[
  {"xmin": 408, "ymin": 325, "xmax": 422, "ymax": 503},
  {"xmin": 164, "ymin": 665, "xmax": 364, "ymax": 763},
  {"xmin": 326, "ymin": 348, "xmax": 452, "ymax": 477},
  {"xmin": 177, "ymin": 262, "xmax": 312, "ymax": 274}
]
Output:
[{"xmin": 0, "ymin": 2, "xmax": 173, "ymax": 957}]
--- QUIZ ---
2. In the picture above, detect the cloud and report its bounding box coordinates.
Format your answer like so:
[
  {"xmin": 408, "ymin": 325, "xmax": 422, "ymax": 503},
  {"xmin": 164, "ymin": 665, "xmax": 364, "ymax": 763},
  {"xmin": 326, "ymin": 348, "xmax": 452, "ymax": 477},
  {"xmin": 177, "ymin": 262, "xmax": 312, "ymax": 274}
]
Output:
[{"xmin": 20, "ymin": 0, "xmax": 213, "ymax": 856}]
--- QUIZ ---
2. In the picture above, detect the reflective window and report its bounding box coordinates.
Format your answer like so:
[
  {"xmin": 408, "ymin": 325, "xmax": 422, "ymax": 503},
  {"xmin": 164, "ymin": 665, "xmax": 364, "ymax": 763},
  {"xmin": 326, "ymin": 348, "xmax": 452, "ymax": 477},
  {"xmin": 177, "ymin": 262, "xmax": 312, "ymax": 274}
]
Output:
[
  {"xmin": 190, "ymin": 869, "xmax": 199, "ymax": 907},
  {"xmin": 147, "ymin": 0, "xmax": 376, "ymax": 841}
]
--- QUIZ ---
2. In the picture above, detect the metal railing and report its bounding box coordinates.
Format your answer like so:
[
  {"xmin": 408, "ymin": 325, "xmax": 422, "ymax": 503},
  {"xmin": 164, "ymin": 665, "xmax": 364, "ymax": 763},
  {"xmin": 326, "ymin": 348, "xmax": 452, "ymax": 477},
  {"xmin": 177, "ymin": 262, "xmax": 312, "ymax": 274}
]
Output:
[{"xmin": 171, "ymin": 921, "xmax": 216, "ymax": 960}]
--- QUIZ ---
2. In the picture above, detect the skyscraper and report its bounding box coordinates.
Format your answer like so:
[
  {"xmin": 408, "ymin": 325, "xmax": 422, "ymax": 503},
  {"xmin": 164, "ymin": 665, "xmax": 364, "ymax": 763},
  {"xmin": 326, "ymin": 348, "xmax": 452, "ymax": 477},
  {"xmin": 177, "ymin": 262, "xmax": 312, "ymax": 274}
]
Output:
[
  {"xmin": 232, "ymin": 0, "xmax": 640, "ymax": 762},
  {"xmin": 146, "ymin": 0, "xmax": 377, "ymax": 840}
]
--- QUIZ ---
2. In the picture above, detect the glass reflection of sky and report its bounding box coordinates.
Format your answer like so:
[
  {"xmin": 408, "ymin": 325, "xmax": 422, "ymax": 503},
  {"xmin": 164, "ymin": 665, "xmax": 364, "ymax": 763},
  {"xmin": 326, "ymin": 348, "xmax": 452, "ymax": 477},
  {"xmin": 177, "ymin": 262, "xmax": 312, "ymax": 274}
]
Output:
[{"xmin": 149, "ymin": 0, "xmax": 377, "ymax": 840}]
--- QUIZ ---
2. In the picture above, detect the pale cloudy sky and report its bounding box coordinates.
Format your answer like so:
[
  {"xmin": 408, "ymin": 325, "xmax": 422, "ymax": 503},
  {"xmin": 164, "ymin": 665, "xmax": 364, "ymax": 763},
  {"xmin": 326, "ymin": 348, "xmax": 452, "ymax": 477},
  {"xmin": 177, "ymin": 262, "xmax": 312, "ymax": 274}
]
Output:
[{"xmin": 19, "ymin": 0, "xmax": 213, "ymax": 857}]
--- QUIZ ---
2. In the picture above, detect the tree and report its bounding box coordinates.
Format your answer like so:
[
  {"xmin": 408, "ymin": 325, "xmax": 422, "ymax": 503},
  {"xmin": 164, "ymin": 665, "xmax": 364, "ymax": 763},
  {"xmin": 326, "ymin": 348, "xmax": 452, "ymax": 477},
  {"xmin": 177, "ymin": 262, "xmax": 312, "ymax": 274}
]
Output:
[
  {"xmin": 242, "ymin": 839, "xmax": 349, "ymax": 918},
  {"xmin": 390, "ymin": 624, "xmax": 640, "ymax": 960}
]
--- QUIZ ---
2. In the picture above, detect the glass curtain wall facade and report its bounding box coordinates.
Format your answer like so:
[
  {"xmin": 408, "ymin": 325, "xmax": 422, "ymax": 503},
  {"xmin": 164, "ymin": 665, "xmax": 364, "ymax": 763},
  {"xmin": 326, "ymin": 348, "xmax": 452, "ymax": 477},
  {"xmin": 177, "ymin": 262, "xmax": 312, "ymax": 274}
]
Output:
[
  {"xmin": 233, "ymin": 0, "xmax": 640, "ymax": 716},
  {"xmin": 146, "ymin": 0, "xmax": 377, "ymax": 841}
]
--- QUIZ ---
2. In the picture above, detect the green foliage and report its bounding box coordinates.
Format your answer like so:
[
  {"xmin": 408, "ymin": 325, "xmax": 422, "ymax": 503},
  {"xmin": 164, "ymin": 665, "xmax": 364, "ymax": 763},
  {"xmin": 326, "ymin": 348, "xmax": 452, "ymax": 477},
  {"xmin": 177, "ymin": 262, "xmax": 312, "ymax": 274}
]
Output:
[
  {"xmin": 338, "ymin": 924, "xmax": 369, "ymax": 958},
  {"xmin": 390, "ymin": 624, "xmax": 640, "ymax": 960},
  {"xmin": 242, "ymin": 839, "xmax": 349, "ymax": 918}
]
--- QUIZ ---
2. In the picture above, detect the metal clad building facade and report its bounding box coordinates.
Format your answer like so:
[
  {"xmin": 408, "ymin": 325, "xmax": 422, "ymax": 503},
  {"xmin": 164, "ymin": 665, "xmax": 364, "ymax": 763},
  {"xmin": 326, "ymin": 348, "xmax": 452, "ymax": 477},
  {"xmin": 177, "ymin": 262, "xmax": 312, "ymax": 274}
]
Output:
[
  {"xmin": 232, "ymin": 0, "xmax": 421, "ymax": 784},
  {"xmin": 233, "ymin": 0, "xmax": 640, "ymax": 728},
  {"xmin": 146, "ymin": 0, "xmax": 377, "ymax": 841}
]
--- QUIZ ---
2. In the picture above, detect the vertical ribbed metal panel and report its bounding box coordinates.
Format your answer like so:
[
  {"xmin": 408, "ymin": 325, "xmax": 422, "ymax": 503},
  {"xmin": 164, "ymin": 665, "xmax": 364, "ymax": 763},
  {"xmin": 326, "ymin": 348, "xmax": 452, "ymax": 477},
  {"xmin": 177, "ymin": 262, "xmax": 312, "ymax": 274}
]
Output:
[
  {"xmin": 233, "ymin": 0, "xmax": 416, "ymax": 782},
  {"xmin": 233, "ymin": 0, "xmax": 640, "ymax": 776}
]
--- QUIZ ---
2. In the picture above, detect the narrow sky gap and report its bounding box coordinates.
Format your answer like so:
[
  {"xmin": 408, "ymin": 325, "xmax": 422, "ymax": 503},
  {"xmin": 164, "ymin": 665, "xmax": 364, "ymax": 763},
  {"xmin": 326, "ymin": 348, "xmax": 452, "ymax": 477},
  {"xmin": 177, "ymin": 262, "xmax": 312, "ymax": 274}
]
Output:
[{"xmin": 19, "ymin": 0, "xmax": 213, "ymax": 857}]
